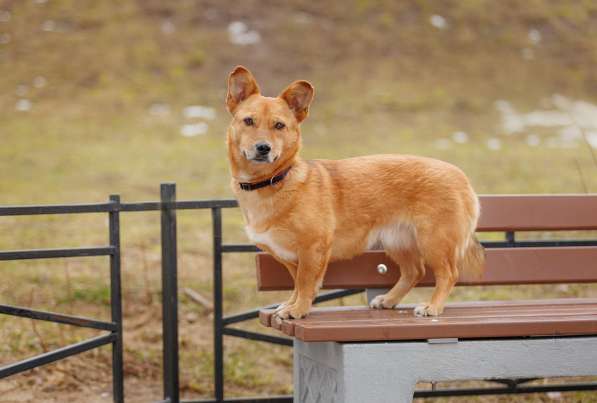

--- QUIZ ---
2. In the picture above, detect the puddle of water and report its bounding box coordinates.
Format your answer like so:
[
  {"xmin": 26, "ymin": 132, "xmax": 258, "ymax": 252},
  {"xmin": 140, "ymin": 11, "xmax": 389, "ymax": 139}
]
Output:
[{"xmin": 495, "ymin": 95, "xmax": 597, "ymax": 148}]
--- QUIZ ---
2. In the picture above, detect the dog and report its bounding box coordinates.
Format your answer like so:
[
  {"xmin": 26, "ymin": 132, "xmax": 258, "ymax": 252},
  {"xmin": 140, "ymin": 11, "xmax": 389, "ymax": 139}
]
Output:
[{"xmin": 225, "ymin": 65, "xmax": 485, "ymax": 319}]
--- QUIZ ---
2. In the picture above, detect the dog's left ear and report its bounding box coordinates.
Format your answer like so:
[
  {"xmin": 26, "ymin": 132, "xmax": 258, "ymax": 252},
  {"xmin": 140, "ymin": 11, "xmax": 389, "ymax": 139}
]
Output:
[
  {"xmin": 226, "ymin": 66, "xmax": 260, "ymax": 114},
  {"xmin": 279, "ymin": 80, "xmax": 314, "ymax": 123}
]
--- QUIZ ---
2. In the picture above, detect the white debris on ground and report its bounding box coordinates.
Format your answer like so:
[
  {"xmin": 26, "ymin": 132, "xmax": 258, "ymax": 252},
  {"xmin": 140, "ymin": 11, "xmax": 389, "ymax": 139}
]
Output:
[
  {"xmin": 433, "ymin": 132, "xmax": 468, "ymax": 149},
  {"xmin": 293, "ymin": 12, "xmax": 313, "ymax": 25},
  {"xmin": 433, "ymin": 138, "xmax": 451, "ymax": 150},
  {"xmin": 41, "ymin": 20, "xmax": 56, "ymax": 32},
  {"xmin": 526, "ymin": 134, "xmax": 540, "ymax": 147},
  {"xmin": 452, "ymin": 131, "xmax": 469, "ymax": 144},
  {"xmin": 486, "ymin": 137, "xmax": 502, "ymax": 150},
  {"xmin": 179, "ymin": 105, "xmax": 215, "ymax": 137},
  {"xmin": 495, "ymin": 95, "xmax": 597, "ymax": 148},
  {"xmin": 16, "ymin": 84, "xmax": 28, "ymax": 96},
  {"xmin": 228, "ymin": 21, "xmax": 261, "ymax": 45},
  {"xmin": 148, "ymin": 103, "xmax": 170, "ymax": 117},
  {"xmin": 528, "ymin": 29, "xmax": 542, "ymax": 45},
  {"xmin": 16, "ymin": 99, "xmax": 32, "ymax": 112},
  {"xmin": 0, "ymin": 10, "xmax": 10, "ymax": 23},
  {"xmin": 183, "ymin": 105, "xmax": 216, "ymax": 120},
  {"xmin": 33, "ymin": 76, "xmax": 47, "ymax": 88},
  {"xmin": 0, "ymin": 33, "xmax": 10, "ymax": 44},
  {"xmin": 180, "ymin": 123, "xmax": 208, "ymax": 137},
  {"xmin": 161, "ymin": 20, "xmax": 175, "ymax": 35},
  {"xmin": 429, "ymin": 15, "xmax": 448, "ymax": 30}
]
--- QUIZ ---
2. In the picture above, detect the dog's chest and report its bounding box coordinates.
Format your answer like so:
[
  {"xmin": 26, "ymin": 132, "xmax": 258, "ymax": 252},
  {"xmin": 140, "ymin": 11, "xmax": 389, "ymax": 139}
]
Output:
[{"xmin": 245, "ymin": 226, "xmax": 297, "ymax": 263}]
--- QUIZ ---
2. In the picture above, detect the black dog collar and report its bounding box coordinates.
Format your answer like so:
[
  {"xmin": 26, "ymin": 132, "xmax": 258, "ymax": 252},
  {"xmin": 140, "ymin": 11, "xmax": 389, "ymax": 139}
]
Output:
[{"xmin": 238, "ymin": 166, "xmax": 292, "ymax": 191}]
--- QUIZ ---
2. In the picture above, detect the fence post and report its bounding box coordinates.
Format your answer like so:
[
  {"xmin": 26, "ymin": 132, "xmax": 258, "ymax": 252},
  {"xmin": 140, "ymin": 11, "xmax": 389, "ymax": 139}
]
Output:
[
  {"xmin": 161, "ymin": 183, "xmax": 179, "ymax": 403},
  {"xmin": 212, "ymin": 207, "xmax": 224, "ymax": 402},
  {"xmin": 109, "ymin": 195, "xmax": 124, "ymax": 403}
]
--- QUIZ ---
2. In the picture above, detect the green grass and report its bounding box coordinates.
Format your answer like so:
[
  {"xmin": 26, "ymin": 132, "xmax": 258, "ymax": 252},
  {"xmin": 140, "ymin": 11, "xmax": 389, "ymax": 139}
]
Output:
[{"xmin": 1, "ymin": 0, "xmax": 597, "ymax": 401}]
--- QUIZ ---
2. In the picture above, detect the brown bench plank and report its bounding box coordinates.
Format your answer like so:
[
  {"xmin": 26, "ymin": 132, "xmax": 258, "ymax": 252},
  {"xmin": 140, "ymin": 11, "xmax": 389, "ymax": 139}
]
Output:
[
  {"xmin": 260, "ymin": 299, "xmax": 597, "ymax": 342},
  {"xmin": 256, "ymin": 246, "xmax": 597, "ymax": 290},
  {"xmin": 258, "ymin": 299, "xmax": 597, "ymax": 327},
  {"xmin": 477, "ymin": 195, "xmax": 597, "ymax": 231}
]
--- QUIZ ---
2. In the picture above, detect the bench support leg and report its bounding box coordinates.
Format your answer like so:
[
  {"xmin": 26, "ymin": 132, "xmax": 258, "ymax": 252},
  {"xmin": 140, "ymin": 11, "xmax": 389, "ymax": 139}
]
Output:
[
  {"xmin": 294, "ymin": 337, "xmax": 597, "ymax": 403},
  {"xmin": 294, "ymin": 340, "xmax": 417, "ymax": 403}
]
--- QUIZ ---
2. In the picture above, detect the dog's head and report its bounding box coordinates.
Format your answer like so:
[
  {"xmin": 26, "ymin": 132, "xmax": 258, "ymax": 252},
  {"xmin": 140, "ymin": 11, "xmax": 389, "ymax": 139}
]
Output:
[{"xmin": 225, "ymin": 66, "xmax": 314, "ymax": 179}]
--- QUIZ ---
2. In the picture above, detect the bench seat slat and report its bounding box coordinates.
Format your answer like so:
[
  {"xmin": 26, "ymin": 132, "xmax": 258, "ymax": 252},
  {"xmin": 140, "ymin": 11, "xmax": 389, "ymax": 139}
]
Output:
[
  {"xmin": 256, "ymin": 246, "xmax": 597, "ymax": 290},
  {"xmin": 259, "ymin": 299, "xmax": 597, "ymax": 342},
  {"xmin": 477, "ymin": 195, "xmax": 597, "ymax": 231}
]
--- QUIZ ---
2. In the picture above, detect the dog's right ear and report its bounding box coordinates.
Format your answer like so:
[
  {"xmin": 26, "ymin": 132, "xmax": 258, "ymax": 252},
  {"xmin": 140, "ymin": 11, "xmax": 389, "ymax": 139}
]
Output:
[{"xmin": 226, "ymin": 66, "xmax": 260, "ymax": 115}]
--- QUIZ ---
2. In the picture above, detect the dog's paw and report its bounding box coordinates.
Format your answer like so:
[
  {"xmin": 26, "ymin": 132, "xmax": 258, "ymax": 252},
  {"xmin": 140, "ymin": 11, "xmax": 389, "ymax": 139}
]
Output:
[
  {"xmin": 369, "ymin": 294, "xmax": 399, "ymax": 309},
  {"xmin": 414, "ymin": 303, "xmax": 442, "ymax": 317},
  {"xmin": 274, "ymin": 303, "xmax": 309, "ymax": 320}
]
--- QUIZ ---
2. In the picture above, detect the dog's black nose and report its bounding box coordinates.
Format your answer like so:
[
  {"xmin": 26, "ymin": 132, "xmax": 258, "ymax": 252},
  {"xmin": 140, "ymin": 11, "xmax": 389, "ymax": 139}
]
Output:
[{"xmin": 255, "ymin": 142, "xmax": 271, "ymax": 155}]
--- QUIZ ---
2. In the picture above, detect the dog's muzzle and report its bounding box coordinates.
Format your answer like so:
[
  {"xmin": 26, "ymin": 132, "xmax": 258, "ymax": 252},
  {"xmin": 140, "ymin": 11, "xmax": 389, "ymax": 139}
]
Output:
[{"xmin": 244, "ymin": 142, "xmax": 276, "ymax": 163}]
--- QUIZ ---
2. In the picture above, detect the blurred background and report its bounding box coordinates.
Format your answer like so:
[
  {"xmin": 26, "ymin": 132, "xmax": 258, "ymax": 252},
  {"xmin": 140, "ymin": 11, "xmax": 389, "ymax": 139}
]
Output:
[{"xmin": 1, "ymin": 1, "xmax": 596, "ymax": 402}]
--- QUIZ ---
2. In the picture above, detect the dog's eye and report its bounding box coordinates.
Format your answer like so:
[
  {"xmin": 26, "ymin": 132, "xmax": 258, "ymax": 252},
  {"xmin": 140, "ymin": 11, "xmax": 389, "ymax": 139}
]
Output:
[
  {"xmin": 243, "ymin": 117, "xmax": 254, "ymax": 126},
  {"xmin": 274, "ymin": 121, "xmax": 285, "ymax": 130}
]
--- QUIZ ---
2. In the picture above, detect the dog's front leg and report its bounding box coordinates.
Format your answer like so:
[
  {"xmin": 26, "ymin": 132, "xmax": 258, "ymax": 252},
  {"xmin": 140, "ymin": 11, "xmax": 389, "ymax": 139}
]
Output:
[
  {"xmin": 274, "ymin": 261, "xmax": 298, "ymax": 313},
  {"xmin": 275, "ymin": 245, "xmax": 330, "ymax": 319}
]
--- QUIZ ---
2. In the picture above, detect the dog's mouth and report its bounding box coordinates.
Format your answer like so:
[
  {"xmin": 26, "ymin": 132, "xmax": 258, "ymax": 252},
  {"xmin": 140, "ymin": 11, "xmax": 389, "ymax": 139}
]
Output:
[
  {"xmin": 252, "ymin": 156, "xmax": 270, "ymax": 163},
  {"xmin": 243, "ymin": 150, "xmax": 278, "ymax": 164}
]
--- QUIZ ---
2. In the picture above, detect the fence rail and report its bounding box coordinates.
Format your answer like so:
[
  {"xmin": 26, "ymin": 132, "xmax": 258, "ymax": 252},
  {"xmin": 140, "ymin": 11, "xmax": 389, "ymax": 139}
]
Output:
[{"xmin": 1, "ymin": 184, "xmax": 596, "ymax": 402}]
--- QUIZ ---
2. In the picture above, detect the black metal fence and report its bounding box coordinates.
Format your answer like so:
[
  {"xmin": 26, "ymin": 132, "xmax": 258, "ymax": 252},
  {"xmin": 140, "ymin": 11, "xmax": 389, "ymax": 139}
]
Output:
[
  {"xmin": 0, "ymin": 194, "xmax": 125, "ymax": 403},
  {"xmin": 1, "ymin": 183, "xmax": 596, "ymax": 403}
]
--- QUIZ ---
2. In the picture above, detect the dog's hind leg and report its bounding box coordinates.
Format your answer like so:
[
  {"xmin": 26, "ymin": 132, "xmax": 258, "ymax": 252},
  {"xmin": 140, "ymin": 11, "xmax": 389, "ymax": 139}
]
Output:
[
  {"xmin": 370, "ymin": 248, "xmax": 425, "ymax": 309},
  {"xmin": 414, "ymin": 248, "xmax": 458, "ymax": 317}
]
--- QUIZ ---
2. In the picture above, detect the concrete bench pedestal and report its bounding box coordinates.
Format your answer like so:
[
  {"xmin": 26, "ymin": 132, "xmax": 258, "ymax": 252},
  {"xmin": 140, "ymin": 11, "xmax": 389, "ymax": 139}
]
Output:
[{"xmin": 294, "ymin": 337, "xmax": 597, "ymax": 403}]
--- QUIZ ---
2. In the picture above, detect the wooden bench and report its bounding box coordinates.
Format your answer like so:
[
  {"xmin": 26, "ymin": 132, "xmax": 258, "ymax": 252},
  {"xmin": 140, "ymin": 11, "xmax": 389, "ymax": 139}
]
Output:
[{"xmin": 257, "ymin": 195, "xmax": 597, "ymax": 402}]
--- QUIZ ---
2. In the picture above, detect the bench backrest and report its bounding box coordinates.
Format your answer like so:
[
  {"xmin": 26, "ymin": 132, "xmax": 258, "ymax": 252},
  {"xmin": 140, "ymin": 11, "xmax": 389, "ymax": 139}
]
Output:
[{"xmin": 256, "ymin": 195, "xmax": 597, "ymax": 290}]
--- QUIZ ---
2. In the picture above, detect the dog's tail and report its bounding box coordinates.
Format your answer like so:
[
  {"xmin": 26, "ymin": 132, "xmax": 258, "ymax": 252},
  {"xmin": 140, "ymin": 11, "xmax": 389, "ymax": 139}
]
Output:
[
  {"xmin": 459, "ymin": 192, "xmax": 485, "ymax": 280},
  {"xmin": 460, "ymin": 234, "xmax": 485, "ymax": 280}
]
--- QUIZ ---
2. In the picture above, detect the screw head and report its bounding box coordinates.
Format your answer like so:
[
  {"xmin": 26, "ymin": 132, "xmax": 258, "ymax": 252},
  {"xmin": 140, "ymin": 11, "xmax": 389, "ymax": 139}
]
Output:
[{"xmin": 377, "ymin": 263, "xmax": 388, "ymax": 274}]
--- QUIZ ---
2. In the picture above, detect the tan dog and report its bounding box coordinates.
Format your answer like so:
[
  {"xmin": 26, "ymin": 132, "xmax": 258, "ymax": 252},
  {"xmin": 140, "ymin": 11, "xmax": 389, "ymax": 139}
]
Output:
[{"xmin": 225, "ymin": 66, "xmax": 484, "ymax": 319}]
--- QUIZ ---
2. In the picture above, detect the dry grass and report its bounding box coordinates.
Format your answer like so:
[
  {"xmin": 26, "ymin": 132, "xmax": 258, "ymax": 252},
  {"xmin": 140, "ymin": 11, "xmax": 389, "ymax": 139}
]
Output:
[{"xmin": 1, "ymin": 0, "xmax": 597, "ymax": 401}]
